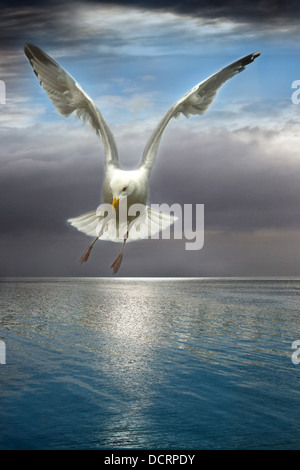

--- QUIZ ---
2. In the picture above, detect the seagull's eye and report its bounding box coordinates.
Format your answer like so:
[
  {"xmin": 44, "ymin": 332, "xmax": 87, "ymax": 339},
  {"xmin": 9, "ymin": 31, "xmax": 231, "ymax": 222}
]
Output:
[{"xmin": 122, "ymin": 186, "xmax": 128, "ymax": 192}]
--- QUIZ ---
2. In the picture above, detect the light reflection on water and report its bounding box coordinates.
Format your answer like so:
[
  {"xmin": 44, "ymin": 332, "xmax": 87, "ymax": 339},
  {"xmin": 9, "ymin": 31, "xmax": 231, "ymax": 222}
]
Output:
[{"xmin": 0, "ymin": 278, "xmax": 300, "ymax": 449}]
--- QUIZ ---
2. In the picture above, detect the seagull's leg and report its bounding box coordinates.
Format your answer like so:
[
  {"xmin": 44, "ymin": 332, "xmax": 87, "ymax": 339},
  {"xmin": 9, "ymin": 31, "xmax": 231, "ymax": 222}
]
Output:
[
  {"xmin": 111, "ymin": 233, "xmax": 128, "ymax": 274},
  {"xmin": 80, "ymin": 236, "xmax": 99, "ymax": 264},
  {"xmin": 79, "ymin": 216, "xmax": 110, "ymax": 264}
]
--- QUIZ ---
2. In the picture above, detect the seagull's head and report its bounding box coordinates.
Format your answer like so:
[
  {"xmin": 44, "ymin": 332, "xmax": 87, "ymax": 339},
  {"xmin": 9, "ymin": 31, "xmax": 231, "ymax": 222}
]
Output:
[{"xmin": 110, "ymin": 175, "xmax": 136, "ymax": 208}]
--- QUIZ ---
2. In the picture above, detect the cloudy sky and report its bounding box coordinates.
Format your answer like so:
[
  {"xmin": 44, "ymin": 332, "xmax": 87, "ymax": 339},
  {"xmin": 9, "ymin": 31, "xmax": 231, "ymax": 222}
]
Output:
[{"xmin": 1, "ymin": 0, "xmax": 300, "ymax": 277}]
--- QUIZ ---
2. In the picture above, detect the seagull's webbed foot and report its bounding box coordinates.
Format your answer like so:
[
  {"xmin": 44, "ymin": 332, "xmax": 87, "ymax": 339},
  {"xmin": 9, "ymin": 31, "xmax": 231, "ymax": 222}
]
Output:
[
  {"xmin": 111, "ymin": 252, "xmax": 124, "ymax": 274},
  {"xmin": 80, "ymin": 245, "xmax": 93, "ymax": 264},
  {"xmin": 80, "ymin": 237, "xmax": 98, "ymax": 264},
  {"xmin": 111, "ymin": 236, "xmax": 127, "ymax": 274}
]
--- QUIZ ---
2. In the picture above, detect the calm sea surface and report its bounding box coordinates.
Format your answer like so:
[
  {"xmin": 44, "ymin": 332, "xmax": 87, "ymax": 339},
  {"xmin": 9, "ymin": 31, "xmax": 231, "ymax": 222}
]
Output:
[{"xmin": 0, "ymin": 277, "xmax": 300, "ymax": 450}]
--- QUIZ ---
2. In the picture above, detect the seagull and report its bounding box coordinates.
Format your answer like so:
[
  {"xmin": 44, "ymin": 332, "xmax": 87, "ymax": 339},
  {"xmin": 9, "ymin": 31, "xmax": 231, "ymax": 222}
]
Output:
[{"xmin": 24, "ymin": 44, "xmax": 261, "ymax": 274}]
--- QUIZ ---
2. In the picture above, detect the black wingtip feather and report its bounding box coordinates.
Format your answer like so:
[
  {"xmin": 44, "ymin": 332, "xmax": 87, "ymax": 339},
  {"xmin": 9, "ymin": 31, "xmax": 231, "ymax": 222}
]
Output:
[
  {"xmin": 242, "ymin": 51, "xmax": 261, "ymax": 66},
  {"xmin": 24, "ymin": 44, "xmax": 39, "ymax": 77},
  {"xmin": 24, "ymin": 43, "xmax": 59, "ymax": 72},
  {"xmin": 24, "ymin": 43, "xmax": 41, "ymax": 63}
]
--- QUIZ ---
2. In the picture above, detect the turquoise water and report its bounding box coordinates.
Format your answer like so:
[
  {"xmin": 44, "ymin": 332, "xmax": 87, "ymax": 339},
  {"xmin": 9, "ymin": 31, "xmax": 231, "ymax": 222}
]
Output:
[{"xmin": 0, "ymin": 277, "xmax": 300, "ymax": 450}]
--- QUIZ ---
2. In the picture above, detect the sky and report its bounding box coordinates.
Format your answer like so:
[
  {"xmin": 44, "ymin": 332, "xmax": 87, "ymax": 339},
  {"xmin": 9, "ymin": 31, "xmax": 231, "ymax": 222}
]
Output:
[{"xmin": 1, "ymin": 0, "xmax": 300, "ymax": 277}]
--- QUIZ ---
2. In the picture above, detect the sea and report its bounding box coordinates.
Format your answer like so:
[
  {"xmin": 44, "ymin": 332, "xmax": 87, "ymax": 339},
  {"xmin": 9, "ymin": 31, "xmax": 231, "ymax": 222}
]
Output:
[{"xmin": 0, "ymin": 277, "xmax": 300, "ymax": 450}]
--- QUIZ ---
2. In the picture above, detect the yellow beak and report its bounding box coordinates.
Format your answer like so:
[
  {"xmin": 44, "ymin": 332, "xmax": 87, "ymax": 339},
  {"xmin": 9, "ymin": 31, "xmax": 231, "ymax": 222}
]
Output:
[{"xmin": 112, "ymin": 197, "xmax": 119, "ymax": 208}]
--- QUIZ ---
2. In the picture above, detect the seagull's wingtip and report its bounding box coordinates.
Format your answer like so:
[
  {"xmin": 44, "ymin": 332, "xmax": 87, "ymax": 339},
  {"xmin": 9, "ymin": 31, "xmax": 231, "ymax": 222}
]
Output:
[{"xmin": 24, "ymin": 43, "xmax": 33, "ymax": 53}]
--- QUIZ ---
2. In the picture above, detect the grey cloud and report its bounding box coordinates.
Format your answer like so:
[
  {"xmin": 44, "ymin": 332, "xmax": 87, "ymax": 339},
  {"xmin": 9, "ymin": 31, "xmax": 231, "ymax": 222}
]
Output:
[
  {"xmin": 2, "ymin": 0, "xmax": 300, "ymax": 24},
  {"xmin": 1, "ymin": 121, "xmax": 300, "ymax": 277},
  {"xmin": 154, "ymin": 0, "xmax": 300, "ymax": 24},
  {"xmin": 148, "ymin": 126, "xmax": 300, "ymax": 232},
  {"xmin": 1, "ymin": 123, "xmax": 299, "ymax": 239},
  {"xmin": 0, "ymin": 124, "xmax": 105, "ymax": 237}
]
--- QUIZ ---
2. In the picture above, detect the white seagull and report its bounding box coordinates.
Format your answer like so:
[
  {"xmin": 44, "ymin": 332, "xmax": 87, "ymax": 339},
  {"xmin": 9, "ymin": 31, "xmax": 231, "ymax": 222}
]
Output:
[{"xmin": 24, "ymin": 44, "xmax": 260, "ymax": 274}]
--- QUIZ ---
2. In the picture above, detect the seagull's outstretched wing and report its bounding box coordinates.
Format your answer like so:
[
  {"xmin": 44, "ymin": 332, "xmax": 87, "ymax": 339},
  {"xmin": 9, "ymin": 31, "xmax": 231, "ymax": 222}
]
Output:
[
  {"xmin": 140, "ymin": 51, "xmax": 261, "ymax": 174},
  {"xmin": 24, "ymin": 44, "xmax": 119, "ymax": 170}
]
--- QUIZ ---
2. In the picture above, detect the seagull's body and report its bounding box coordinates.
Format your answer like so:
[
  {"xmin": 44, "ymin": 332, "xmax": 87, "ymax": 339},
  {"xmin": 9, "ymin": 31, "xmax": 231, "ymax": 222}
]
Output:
[{"xmin": 24, "ymin": 44, "xmax": 260, "ymax": 273}]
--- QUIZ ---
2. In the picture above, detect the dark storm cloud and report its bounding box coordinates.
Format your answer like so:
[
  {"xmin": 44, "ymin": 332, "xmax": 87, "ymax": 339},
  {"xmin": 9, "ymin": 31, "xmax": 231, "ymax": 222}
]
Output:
[
  {"xmin": 152, "ymin": 0, "xmax": 299, "ymax": 23},
  {"xmin": 0, "ymin": 4, "xmax": 63, "ymax": 46},
  {"xmin": 148, "ymin": 126, "xmax": 300, "ymax": 232},
  {"xmin": 1, "ymin": 123, "xmax": 299, "ymax": 239},
  {"xmin": 110, "ymin": 0, "xmax": 300, "ymax": 25},
  {"xmin": 0, "ymin": 4, "xmax": 76, "ymax": 95},
  {"xmin": 0, "ymin": 124, "xmax": 105, "ymax": 237},
  {"xmin": 2, "ymin": 0, "xmax": 300, "ymax": 24},
  {"xmin": 1, "ymin": 120, "xmax": 300, "ymax": 277}
]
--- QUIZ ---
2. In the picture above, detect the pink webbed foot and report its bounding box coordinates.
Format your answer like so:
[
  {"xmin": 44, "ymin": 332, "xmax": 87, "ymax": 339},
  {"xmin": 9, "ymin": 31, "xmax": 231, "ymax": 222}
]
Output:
[
  {"xmin": 79, "ymin": 237, "xmax": 98, "ymax": 264},
  {"xmin": 111, "ymin": 252, "xmax": 124, "ymax": 274},
  {"xmin": 80, "ymin": 245, "xmax": 93, "ymax": 264}
]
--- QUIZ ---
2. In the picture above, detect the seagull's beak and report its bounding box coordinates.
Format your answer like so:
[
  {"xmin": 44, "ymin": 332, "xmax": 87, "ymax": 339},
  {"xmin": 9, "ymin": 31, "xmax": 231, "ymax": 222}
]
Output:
[{"xmin": 112, "ymin": 197, "xmax": 119, "ymax": 209}]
